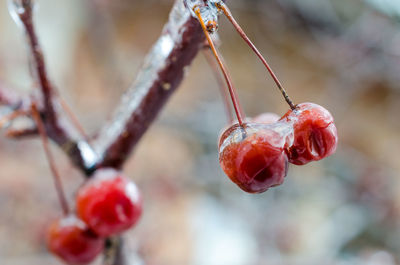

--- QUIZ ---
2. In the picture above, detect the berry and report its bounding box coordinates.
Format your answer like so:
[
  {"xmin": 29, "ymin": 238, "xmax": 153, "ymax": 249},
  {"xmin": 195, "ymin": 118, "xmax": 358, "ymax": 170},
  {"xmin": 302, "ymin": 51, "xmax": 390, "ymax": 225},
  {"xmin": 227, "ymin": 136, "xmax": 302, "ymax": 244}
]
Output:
[
  {"xmin": 252, "ymin": 112, "xmax": 280, "ymax": 124},
  {"xmin": 76, "ymin": 169, "xmax": 142, "ymax": 237},
  {"xmin": 47, "ymin": 215, "xmax": 104, "ymax": 265},
  {"xmin": 218, "ymin": 122, "xmax": 292, "ymax": 193},
  {"xmin": 280, "ymin": 102, "xmax": 338, "ymax": 165}
]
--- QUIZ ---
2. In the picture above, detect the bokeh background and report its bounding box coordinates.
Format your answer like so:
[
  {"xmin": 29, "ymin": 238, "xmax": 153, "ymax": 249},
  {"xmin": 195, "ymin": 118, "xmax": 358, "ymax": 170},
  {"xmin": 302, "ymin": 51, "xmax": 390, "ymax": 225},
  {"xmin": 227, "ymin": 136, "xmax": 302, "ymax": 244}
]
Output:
[{"xmin": 0, "ymin": 0, "xmax": 400, "ymax": 264}]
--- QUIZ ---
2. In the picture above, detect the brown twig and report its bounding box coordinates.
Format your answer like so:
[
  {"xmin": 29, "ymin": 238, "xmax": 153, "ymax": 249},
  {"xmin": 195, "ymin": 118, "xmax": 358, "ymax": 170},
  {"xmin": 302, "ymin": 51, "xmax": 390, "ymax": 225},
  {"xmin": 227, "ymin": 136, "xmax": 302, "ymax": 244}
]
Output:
[
  {"xmin": 0, "ymin": 110, "xmax": 29, "ymax": 128},
  {"xmin": 17, "ymin": 1, "xmax": 56, "ymax": 120},
  {"xmin": 5, "ymin": 127, "xmax": 38, "ymax": 138},
  {"xmin": 7, "ymin": 1, "xmax": 224, "ymax": 264},
  {"xmin": 103, "ymin": 237, "xmax": 125, "ymax": 265},
  {"xmin": 31, "ymin": 103, "xmax": 70, "ymax": 215},
  {"xmin": 13, "ymin": 0, "xmax": 97, "ymax": 173},
  {"xmin": 58, "ymin": 97, "xmax": 88, "ymax": 139}
]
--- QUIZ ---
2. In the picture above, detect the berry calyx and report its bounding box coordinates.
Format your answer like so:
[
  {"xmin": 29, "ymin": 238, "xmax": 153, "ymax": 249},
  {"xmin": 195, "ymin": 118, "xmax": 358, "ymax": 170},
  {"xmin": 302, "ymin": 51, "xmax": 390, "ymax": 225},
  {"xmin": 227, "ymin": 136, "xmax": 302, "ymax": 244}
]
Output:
[
  {"xmin": 47, "ymin": 215, "xmax": 104, "ymax": 265},
  {"xmin": 76, "ymin": 169, "xmax": 142, "ymax": 237},
  {"xmin": 218, "ymin": 122, "xmax": 292, "ymax": 193},
  {"xmin": 280, "ymin": 102, "xmax": 338, "ymax": 165}
]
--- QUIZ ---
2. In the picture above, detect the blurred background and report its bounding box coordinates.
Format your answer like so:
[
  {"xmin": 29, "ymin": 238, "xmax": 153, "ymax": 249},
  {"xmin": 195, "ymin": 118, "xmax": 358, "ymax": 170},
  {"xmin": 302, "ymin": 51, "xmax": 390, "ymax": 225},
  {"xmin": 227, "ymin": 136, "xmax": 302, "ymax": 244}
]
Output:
[{"xmin": 0, "ymin": 0, "xmax": 399, "ymax": 264}]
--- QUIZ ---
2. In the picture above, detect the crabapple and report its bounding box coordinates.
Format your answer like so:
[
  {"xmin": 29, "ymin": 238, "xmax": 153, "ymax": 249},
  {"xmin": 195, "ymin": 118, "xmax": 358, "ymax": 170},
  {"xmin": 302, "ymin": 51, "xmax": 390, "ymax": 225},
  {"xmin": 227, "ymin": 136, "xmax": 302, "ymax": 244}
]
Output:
[
  {"xmin": 218, "ymin": 122, "xmax": 292, "ymax": 193},
  {"xmin": 280, "ymin": 102, "xmax": 338, "ymax": 165},
  {"xmin": 76, "ymin": 169, "xmax": 142, "ymax": 237},
  {"xmin": 47, "ymin": 215, "xmax": 104, "ymax": 265}
]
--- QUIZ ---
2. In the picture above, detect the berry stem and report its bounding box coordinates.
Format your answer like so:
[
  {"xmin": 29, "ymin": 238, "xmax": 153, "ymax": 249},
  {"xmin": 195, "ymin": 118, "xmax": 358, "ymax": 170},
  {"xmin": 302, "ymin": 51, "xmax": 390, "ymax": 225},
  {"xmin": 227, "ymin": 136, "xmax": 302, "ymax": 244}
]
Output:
[
  {"xmin": 0, "ymin": 110, "xmax": 28, "ymax": 128},
  {"xmin": 195, "ymin": 7, "xmax": 245, "ymax": 126},
  {"xmin": 202, "ymin": 48, "xmax": 234, "ymax": 123},
  {"xmin": 58, "ymin": 97, "xmax": 88, "ymax": 139},
  {"xmin": 218, "ymin": 2, "xmax": 296, "ymax": 110},
  {"xmin": 31, "ymin": 103, "xmax": 70, "ymax": 215},
  {"xmin": 5, "ymin": 126, "xmax": 38, "ymax": 138}
]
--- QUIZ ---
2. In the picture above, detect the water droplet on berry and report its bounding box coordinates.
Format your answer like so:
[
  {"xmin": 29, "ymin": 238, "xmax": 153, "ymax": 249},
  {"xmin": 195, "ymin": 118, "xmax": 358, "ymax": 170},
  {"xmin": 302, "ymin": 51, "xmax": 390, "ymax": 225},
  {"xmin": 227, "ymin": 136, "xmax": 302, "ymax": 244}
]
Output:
[
  {"xmin": 280, "ymin": 102, "xmax": 338, "ymax": 165},
  {"xmin": 218, "ymin": 122, "xmax": 293, "ymax": 193}
]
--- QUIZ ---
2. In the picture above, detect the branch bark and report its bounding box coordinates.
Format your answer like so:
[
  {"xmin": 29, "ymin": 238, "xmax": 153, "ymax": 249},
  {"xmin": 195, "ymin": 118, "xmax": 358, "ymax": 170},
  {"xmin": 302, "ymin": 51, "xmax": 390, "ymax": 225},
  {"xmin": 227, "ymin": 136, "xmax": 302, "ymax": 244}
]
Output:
[
  {"xmin": 7, "ymin": 0, "xmax": 208, "ymax": 264},
  {"xmin": 13, "ymin": 0, "xmax": 98, "ymax": 173},
  {"xmin": 93, "ymin": 0, "xmax": 205, "ymax": 169}
]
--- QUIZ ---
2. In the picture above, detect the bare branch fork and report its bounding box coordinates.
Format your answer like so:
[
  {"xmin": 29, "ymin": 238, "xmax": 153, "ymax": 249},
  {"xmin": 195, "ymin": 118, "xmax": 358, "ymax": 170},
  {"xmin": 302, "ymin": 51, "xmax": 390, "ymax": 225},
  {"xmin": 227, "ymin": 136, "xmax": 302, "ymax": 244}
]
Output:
[{"xmin": 1, "ymin": 0, "xmax": 212, "ymax": 264}]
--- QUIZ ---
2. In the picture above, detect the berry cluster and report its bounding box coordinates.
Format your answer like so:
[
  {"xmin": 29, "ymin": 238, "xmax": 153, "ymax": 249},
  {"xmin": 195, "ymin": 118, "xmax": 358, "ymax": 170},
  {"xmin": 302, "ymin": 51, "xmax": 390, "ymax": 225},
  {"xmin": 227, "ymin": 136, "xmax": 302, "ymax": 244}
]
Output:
[
  {"xmin": 47, "ymin": 169, "xmax": 142, "ymax": 264},
  {"xmin": 219, "ymin": 103, "xmax": 338, "ymax": 193},
  {"xmin": 23, "ymin": 1, "xmax": 339, "ymax": 263},
  {"xmin": 30, "ymin": 102, "xmax": 143, "ymax": 264},
  {"xmin": 192, "ymin": 1, "xmax": 338, "ymax": 193}
]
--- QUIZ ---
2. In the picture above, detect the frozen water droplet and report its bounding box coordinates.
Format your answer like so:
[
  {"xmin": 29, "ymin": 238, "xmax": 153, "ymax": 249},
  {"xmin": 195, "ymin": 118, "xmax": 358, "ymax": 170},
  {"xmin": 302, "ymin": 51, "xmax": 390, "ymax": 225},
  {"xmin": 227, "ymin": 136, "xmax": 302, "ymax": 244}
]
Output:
[
  {"xmin": 184, "ymin": 0, "xmax": 219, "ymax": 32},
  {"xmin": 7, "ymin": 0, "xmax": 37, "ymax": 28},
  {"xmin": 184, "ymin": 0, "xmax": 202, "ymax": 16},
  {"xmin": 218, "ymin": 122, "xmax": 295, "ymax": 155},
  {"xmin": 8, "ymin": 0, "xmax": 24, "ymax": 28},
  {"xmin": 199, "ymin": 5, "xmax": 219, "ymax": 32}
]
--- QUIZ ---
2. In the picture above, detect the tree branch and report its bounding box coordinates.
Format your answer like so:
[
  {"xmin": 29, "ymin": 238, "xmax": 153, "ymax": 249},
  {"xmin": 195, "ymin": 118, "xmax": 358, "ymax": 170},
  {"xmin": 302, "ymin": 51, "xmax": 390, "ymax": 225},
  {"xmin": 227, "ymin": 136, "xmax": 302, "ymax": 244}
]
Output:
[
  {"xmin": 0, "ymin": 82, "xmax": 29, "ymax": 110},
  {"xmin": 13, "ymin": 0, "xmax": 99, "ymax": 173},
  {"xmin": 5, "ymin": 126, "xmax": 38, "ymax": 138},
  {"xmin": 93, "ymin": 0, "xmax": 205, "ymax": 169},
  {"xmin": 18, "ymin": 0, "xmax": 55, "ymax": 119},
  {"xmin": 8, "ymin": 0, "xmax": 210, "ymax": 264}
]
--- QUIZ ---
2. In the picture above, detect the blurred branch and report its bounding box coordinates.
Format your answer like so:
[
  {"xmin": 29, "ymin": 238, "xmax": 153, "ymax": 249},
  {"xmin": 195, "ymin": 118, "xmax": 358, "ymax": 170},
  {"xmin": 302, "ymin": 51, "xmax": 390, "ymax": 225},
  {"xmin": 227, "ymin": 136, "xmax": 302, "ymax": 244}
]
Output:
[
  {"xmin": 7, "ymin": 0, "xmax": 212, "ymax": 264},
  {"xmin": 17, "ymin": 0, "xmax": 55, "ymax": 119},
  {"xmin": 13, "ymin": 0, "xmax": 98, "ymax": 173},
  {"xmin": 0, "ymin": 82, "xmax": 29, "ymax": 110},
  {"xmin": 5, "ymin": 126, "xmax": 38, "ymax": 138},
  {"xmin": 103, "ymin": 237, "xmax": 125, "ymax": 265},
  {"xmin": 92, "ymin": 0, "xmax": 207, "ymax": 262},
  {"xmin": 93, "ymin": 0, "xmax": 205, "ymax": 169}
]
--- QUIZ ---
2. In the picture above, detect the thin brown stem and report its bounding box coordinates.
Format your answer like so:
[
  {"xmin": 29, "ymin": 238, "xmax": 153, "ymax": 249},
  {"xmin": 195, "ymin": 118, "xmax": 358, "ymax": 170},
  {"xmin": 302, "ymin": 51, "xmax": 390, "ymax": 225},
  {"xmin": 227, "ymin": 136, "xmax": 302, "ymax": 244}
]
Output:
[
  {"xmin": 10, "ymin": 1, "xmax": 95, "ymax": 173},
  {"xmin": 58, "ymin": 97, "xmax": 88, "ymax": 139},
  {"xmin": 3, "ymin": 1, "xmax": 232, "ymax": 264},
  {"xmin": 18, "ymin": 2, "xmax": 57, "ymax": 120},
  {"xmin": 195, "ymin": 7, "xmax": 245, "ymax": 125},
  {"xmin": 5, "ymin": 127, "xmax": 38, "ymax": 138},
  {"xmin": 218, "ymin": 2, "xmax": 296, "ymax": 110},
  {"xmin": 0, "ymin": 110, "xmax": 28, "ymax": 128},
  {"xmin": 202, "ymin": 48, "xmax": 234, "ymax": 123},
  {"xmin": 31, "ymin": 103, "xmax": 70, "ymax": 215}
]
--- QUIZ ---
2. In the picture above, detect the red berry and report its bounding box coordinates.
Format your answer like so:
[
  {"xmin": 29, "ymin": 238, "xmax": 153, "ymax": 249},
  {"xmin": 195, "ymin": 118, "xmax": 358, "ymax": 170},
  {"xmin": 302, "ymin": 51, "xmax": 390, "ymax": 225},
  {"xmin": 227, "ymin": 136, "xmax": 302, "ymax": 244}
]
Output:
[
  {"xmin": 218, "ymin": 122, "xmax": 292, "ymax": 193},
  {"xmin": 76, "ymin": 169, "xmax": 142, "ymax": 237},
  {"xmin": 47, "ymin": 215, "xmax": 104, "ymax": 265},
  {"xmin": 280, "ymin": 102, "xmax": 338, "ymax": 165},
  {"xmin": 252, "ymin": 112, "xmax": 280, "ymax": 124}
]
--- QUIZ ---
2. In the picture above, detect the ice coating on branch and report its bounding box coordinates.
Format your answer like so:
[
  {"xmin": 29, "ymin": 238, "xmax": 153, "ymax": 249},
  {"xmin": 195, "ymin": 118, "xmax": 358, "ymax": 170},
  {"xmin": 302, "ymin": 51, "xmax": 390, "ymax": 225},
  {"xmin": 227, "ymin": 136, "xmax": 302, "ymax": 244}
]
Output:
[
  {"xmin": 8, "ymin": 0, "xmax": 25, "ymax": 27},
  {"xmin": 7, "ymin": 0, "xmax": 37, "ymax": 27},
  {"xmin": 185, "ymin": 0, "xmax": 220, "ymax": 32},
  {"xmin": 77, "ymin": 141, "xmax": 99, "ymax": 170},
  {"xmin": 92, "ymin": 0, "xmax": 196, "ymax": 158},
  {"xmin": 184, "ymin": 0, "xmax": 205, "ymax": 15}
]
